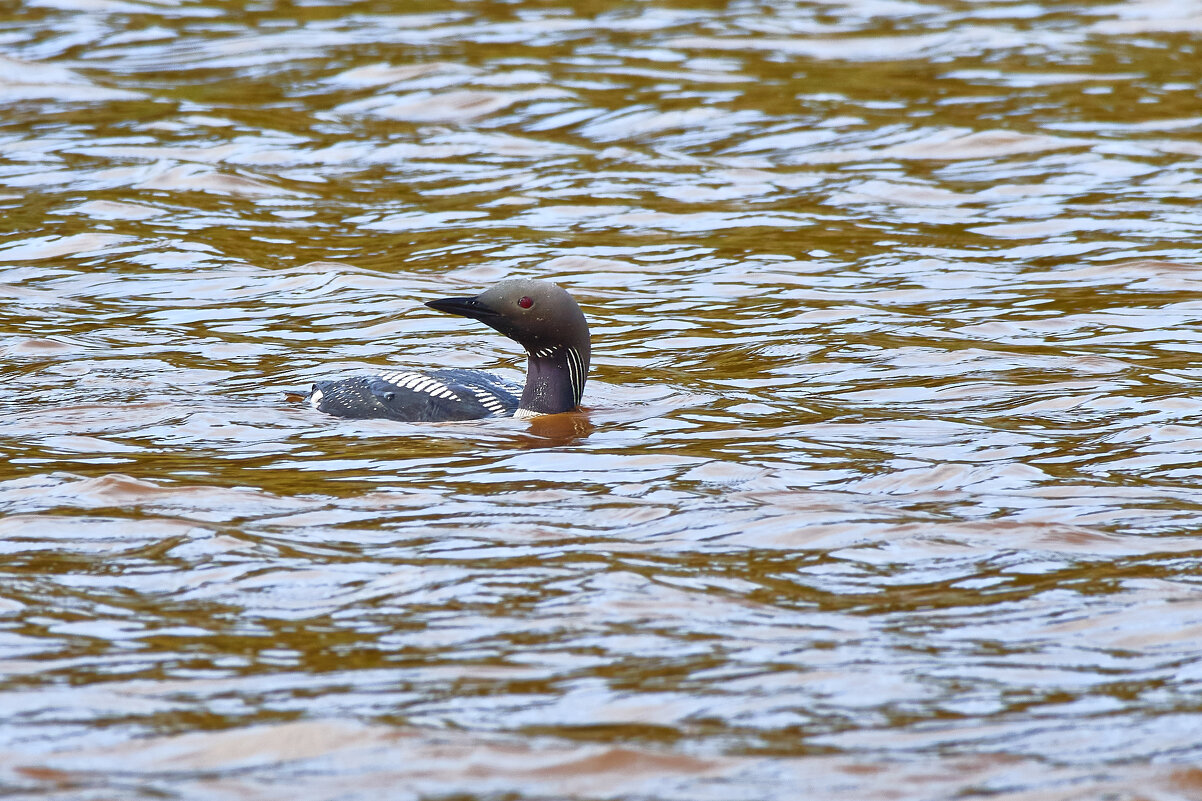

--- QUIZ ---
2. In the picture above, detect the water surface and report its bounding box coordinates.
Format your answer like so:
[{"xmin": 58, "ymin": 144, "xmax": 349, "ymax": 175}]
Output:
[{"xmin": 3, "ymin": 0, "xmax": 1202, "ymax": 798}]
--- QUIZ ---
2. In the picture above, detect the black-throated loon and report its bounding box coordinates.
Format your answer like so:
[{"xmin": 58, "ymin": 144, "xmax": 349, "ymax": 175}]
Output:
[{"xmin": 306, "ymin": 278, "xmax": 590, "ymax": 422}]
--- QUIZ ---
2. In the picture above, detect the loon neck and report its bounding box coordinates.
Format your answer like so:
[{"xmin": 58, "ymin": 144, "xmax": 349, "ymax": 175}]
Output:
[{"xmin": 518, "ymin": 344, "xmax": 589, "ymax": 416}]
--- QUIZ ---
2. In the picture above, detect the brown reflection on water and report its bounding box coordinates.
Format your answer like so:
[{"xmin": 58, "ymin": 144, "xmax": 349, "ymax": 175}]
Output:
[
  {"xmin": 4, "ymin": 0, "xmax": 1202, "ymax": 799},
  {"xmin": 520, "ymin": 410, "xmax": 596, "ymax": 446}
]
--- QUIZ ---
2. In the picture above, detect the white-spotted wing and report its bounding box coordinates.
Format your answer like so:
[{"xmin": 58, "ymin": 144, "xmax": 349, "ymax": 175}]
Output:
[{"xmin": 308, "ymin": 368, "xmax": 519, "ymax": 422}]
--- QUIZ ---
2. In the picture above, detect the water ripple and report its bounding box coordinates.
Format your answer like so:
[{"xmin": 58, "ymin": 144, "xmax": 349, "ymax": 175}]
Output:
[{"xmin": 3, "ymin": 0, "xmax": 1202, "ymax": 799}]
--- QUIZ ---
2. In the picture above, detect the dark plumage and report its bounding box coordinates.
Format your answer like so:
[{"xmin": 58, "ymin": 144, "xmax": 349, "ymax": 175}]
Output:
[{"xmin": 307, "ymin": 278, "xmax": 590, "ymax": 423}]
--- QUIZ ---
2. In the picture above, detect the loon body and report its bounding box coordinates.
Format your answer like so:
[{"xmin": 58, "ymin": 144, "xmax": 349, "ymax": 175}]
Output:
[{"xmin": 307, "ymin": 278, "xmax": 589, "ymax": 423}]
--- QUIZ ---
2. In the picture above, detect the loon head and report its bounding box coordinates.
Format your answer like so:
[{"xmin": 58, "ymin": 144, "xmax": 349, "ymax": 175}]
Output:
[{"xmin": 426, "ymin": 278, "xmax": 591, "ymax": 415}]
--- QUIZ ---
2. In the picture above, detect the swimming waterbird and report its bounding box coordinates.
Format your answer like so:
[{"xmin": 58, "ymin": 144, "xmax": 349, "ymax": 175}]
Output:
[{"xmin": 306, "ymin": 278, "xmax": 589, "ymax": 422}]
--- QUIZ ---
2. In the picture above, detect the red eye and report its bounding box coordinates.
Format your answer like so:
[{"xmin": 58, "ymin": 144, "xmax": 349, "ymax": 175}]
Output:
[{"xmin": 518, "ymin": 296, "xmax": 533, "ymax": 309}]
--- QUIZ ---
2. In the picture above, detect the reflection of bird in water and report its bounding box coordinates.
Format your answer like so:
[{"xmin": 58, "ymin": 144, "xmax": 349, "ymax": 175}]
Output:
[
  {"xmin": 304, "ymin": 279, "xmax": 590, "ymax": 423},
  {"xmin": 519, "ymin": 409, "xmax": 595, "ymax": 447}
]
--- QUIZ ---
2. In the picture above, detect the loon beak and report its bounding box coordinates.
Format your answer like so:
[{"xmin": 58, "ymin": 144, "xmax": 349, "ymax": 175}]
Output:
[{"xmin": 425, "ymin": 295, "xmax": 500, "ymax": 321}]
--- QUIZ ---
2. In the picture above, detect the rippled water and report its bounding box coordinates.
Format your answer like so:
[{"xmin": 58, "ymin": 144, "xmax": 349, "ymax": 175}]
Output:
[{"xmin": 4, "ymin": 0, "xmax": 1202, "ymax": 798}]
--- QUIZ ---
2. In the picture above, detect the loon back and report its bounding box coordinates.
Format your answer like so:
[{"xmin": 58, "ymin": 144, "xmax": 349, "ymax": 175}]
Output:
[
  {"xmin": 309, "ymin": 369, "xmax": 520, "ymax": 422},
  {"xmin": 306, "ymin": 278, "xmax": 590, "ymax": 423}
]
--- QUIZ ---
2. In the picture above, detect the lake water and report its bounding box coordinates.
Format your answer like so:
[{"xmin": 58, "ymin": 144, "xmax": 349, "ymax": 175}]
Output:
[{"xmin": 3, "ymin": 0, "xmax": 1202, "ymax": 798}]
